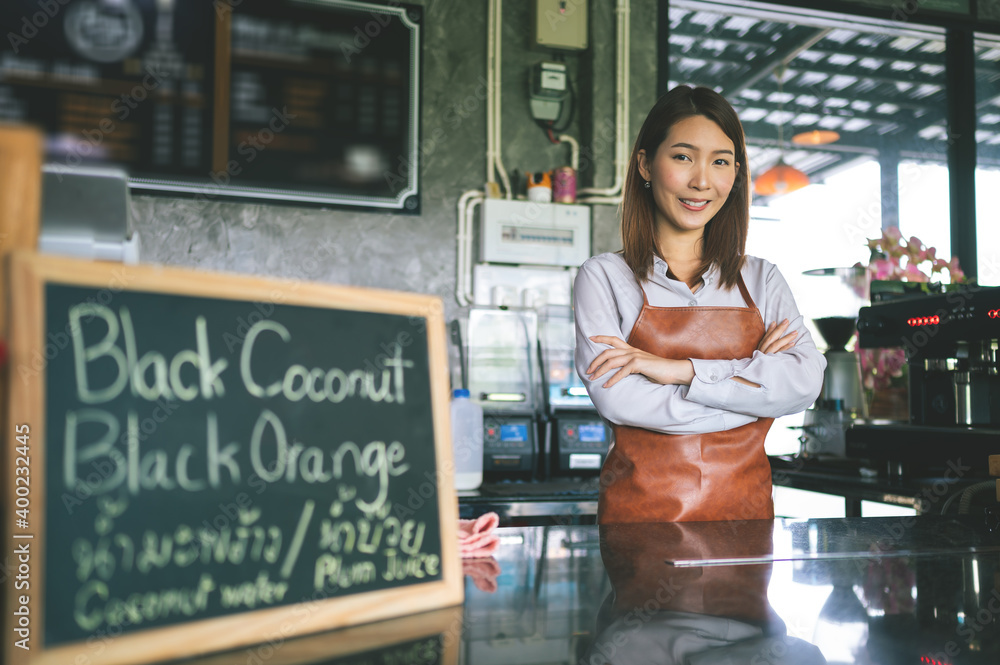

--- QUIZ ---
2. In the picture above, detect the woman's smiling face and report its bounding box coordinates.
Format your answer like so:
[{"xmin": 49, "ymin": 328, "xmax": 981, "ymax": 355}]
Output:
[{"xmin": 638, "ymin": 114, "xmax": 738, "ymax": 237}]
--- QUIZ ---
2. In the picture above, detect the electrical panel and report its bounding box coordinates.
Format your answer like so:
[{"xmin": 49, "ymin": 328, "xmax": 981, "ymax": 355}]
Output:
[
  {"xmin": 481, "ymin": 199, "xmax": 591, "ymax": 267},
  {"xmin": 535, "ymin": 0, "xmax": 588, "ymax": 51}
]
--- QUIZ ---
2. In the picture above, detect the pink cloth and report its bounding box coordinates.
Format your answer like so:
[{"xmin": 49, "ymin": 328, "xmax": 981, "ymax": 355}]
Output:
[
  {"xmin": 458, "ymin": 512, "xmax": 500, "ymax": 559},
  {"xmin": 462, "ymin": 557, "xmax": 501, "ymax": 593}
]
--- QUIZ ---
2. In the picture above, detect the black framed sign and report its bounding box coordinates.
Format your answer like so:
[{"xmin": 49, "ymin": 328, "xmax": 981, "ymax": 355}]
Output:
[
  {"xmin": 3, "ymin": 251, "xmax": 460, "ymax": 665},
  {"xmin": 0, "ymin": 0, "xmax": 422, "ymax": 212}
]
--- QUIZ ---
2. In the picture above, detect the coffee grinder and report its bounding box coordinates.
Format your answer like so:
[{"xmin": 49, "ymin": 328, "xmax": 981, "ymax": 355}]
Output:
[{"xmin": 800, "ymin": 267, "xmax": 868, "ymax": 456}]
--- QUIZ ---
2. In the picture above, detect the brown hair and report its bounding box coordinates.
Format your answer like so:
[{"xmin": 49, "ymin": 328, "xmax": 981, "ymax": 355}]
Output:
[{"xmin": 620, "ymin": 85, "xmax": 750, "ymax": 289}]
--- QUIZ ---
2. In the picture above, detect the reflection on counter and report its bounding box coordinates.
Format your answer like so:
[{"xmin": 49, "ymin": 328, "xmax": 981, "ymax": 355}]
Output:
[
  {"xmin": 462, "ymin": 527, "xmax": 608, "ymax": 665},
  {"xmin": 592, "ymin": 520, "xmax": 825, "ymax": 664},
  {"xmin": 176, "ymin": 605, "xmax": 463, "ymax": 665},
  {"xmin": 170, "ymin": 516, "xmax": 1000, "ymax": 664}
]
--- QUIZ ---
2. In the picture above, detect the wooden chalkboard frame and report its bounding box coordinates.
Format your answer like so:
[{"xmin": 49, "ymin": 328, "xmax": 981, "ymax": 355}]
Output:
[
  {"xmin": 3, "ymin": 251, "xmax": 462, "ymax": 665},
  {"xmin": 191, "ymin": 605, "xmax": 463, "ymax": 665}
]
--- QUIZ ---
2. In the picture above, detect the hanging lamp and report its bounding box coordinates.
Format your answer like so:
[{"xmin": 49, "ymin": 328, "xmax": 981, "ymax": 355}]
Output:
[
  {"xmin": 792, "ymin": 129, "xmax": 840, "ymax": 146},
  {"xmin": 754, "ymin": 66, "xmax": 809, "ymax": 197},
  {"xmin": 754, "ymin": 160, "xmax": 810, "ymax": 195}
]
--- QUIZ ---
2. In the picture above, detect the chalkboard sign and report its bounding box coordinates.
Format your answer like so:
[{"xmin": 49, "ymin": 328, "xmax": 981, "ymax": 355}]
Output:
[
  {"xmin": 3, "ymin": 252, "xmax": 461, "ymax": 665},
  {"xmin": 0, "ymin": 0, "xmax": 421, "ymax": 212}
]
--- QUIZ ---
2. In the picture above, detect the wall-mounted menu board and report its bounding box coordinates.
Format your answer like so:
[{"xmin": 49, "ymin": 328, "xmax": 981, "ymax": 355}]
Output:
[
  {"xmin": 0, "ymin": 0, "xmax": 421, "ymax": 212},
  {"xmin": 3, "ymin": 252, "xmax": 460, "ymax": 665}
]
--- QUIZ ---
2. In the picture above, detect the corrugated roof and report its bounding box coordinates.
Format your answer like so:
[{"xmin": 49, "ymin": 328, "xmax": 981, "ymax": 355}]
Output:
[{"xmin": 668, "ymin": 0, "xmax": 1000, "ymax": 199}]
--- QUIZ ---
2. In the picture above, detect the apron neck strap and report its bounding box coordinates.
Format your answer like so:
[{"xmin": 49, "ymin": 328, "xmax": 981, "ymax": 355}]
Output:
[{"xmin": 735, "ymin": 271, "xmax": 757, "ymax": 311}]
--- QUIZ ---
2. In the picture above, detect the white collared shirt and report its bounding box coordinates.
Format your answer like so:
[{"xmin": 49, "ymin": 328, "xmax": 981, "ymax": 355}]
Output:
[{"xmin": 573, "ymin": 252, "xmax": 827, "ymax": 435}]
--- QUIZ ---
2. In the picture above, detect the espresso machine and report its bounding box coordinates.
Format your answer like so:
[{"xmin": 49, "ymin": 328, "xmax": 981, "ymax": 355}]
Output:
[
  {"xmin": 467, "ymin": 307, "xmax": 542, "ymax": 480},
  {"xmin": 537, "ymin": 304, "xmax": 611, "ymax": 477},
  {"xmin": 849, "ymin": 283, "xmax": 1000, "ymax": 476},
  {"xmin": 800, "ymin": 267, "xmax": 868, "ymax": 457}
]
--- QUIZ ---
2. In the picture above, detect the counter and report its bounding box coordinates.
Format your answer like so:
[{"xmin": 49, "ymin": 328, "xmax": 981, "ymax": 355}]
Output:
[
  {"xmin": 458, "ymin": 456, "xmax": 994, "ymax": 525},
  {"xmin": 174, "ymin": 514, "xmax": 1000, "ymax": 664}
]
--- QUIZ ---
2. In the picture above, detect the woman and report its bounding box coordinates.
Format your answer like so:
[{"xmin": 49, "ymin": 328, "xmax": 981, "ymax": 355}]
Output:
[{"xmin": 573, "ymin": 85, "xmax": 826, "ymax": 523}]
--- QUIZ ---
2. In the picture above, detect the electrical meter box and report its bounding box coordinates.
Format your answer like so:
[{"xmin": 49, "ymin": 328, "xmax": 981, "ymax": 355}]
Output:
[{"xmin": 535, "ymin": 0, "xmax": 588, "ymax": 51}]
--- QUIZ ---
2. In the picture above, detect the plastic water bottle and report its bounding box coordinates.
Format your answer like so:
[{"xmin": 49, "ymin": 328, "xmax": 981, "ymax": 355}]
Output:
[{"xmin": 450, "ymin": 389, "xmax": 484, "ymax": 490}]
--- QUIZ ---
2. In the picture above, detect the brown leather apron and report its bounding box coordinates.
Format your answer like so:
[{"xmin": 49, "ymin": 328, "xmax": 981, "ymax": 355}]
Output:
[{"xmin": 597, "ymin": 273, "xmax": 774, "ymax": 523}]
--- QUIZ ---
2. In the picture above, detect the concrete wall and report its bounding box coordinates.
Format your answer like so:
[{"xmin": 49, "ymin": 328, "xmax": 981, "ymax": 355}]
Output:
[{"xmin": 131, "ymin": 0, "xmax": 657, "ymax": 325}]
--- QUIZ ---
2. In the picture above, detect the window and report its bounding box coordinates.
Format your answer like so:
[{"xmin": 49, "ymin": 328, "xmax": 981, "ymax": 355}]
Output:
[
  {"xmin": 975, "ymin": 33, "xmax": 1000, "ymax": 286},
  {"xmin": 668, "ymin": 0, "xmax": 955, "ymax": 454}
]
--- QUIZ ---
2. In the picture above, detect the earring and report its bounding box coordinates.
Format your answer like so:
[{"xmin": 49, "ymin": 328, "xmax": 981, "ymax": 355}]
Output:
[{"xmin": 644, "ymin": 180, "xmax": 651, "ymax": 189}]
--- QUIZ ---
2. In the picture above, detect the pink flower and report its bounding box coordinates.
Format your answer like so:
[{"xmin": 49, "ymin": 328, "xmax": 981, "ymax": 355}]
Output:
[
  {"xmin": 870, "ymin": 258, "xmax": 896, "ymax": 280},
  {"xmin": 882, "ymin": 349, "xmax": 907, "ymax": 377},
  {"xmin": 863, "ymin": 228, "xmax": 964, "ymax": 284},
  {"xmin": 947, "ymin": 256, "xmax": 965, "ymax": 282},
  {"xmin": 857, "ymin": 227, "xmax": 966, "ymax": 405},
  {"xmin": 863, "ymin": 372, "xmax": 876, "ymax": 390},
  {"xmin": 885, "ymin": 243, "xmax": 906, "ymax": 261},
  {"xmin": 903, "ymin": 262, "xmax": 929, "ymax": 282},
  {"xmin": 857, "ymin": 347, "xmax": 907, "ymax": 392}
]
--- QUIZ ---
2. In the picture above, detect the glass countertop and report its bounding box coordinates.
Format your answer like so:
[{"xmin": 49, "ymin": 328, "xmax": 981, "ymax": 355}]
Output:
[{"xmin": 178, "ymin": 515, "xmax": 1000, "ymax": 665}]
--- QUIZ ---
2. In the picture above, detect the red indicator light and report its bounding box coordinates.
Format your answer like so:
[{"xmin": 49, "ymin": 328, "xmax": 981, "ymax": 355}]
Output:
[
  {"xmin": 907, "ymin": 315, "xmax": 940, "ymax": 327},
  {"xmin": 567, "ymin": 428, "xmax": 575, "ymax": 436},
  {"xmin": 487, "ymin": 428, "xmax": 496, "ymax": 435},
  {"xmin": 989, "ymin": 309, "xmax": 999, "ymax": 319}
]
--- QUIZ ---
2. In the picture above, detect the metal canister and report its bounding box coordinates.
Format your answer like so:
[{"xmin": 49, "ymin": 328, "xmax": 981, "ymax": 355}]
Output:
[
  {"xmin": 526, "ymin": 171, "xmax": 552, "ymax": 202},
  {"xmin": 552, "ymin": 166, "xmax": 576, "ymax": 203}
]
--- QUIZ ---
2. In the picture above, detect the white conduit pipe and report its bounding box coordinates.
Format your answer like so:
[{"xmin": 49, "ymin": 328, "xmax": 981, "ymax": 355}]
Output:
[
  {"xmin": 493, "ymin": 0, "xmax": 512, "ymax": 199},
  {"xmin": 486, "ymin": 0, "xmax": 496, "ymax": 186},
  {"xmin": 456, "ymin": 189, "xmax": 484, "ymax": 306},
  {"xmin": 462, "ymin": 195, "xmax": 483, "ymax": 305},
  {"xmin": 461, "ymin": 0, "xmax": 498, "ymax": 306},
  {"xmin": 578, "ymin": 0, "xmax": 630, "ymax": 200},
  {"xmin": 558, "ymin": 134, "xmax": 580, "ymax": 172}
]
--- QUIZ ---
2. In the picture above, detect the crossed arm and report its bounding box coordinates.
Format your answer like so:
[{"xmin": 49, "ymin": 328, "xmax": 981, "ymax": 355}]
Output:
[
  {"xmin": 572, "ymin": 257, "xmax": 827, "ymax": 433},
  {"xmin": 585, "ymin": 319, "xmax": 799, "ymax": 389}
]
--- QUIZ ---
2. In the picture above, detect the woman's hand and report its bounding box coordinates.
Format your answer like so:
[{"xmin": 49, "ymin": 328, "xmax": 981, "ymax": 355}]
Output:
[
  {"xmin": 758, "ymin": 319, "xmax": 798, "ymax": 354},
  {"xmin": 586, "ymin": 335, "xmax": 694, "ymax": 388}
]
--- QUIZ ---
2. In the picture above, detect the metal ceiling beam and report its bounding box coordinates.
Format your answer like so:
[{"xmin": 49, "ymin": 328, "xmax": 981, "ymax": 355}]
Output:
[
  {"xmin": 673, "ymin": 32, "xmax": 951, "ymax": 70},
  {"xmin": 716, "ymin": 27, "xmax": 831, "ymax": 97},
  {"xmin": 738, "ymin": 120, "xmax": 901, "ymax": 146},
  {"xmin": 729, "ymin": 86, "xmax": 937, "ymax": 117},
  {"xmin": 677, "ymin": 52, "xmax": 947, "ymax": 91},
  {"xmin": 731, "ymin": 99, "xmax": 933, "ymax": 132}
]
